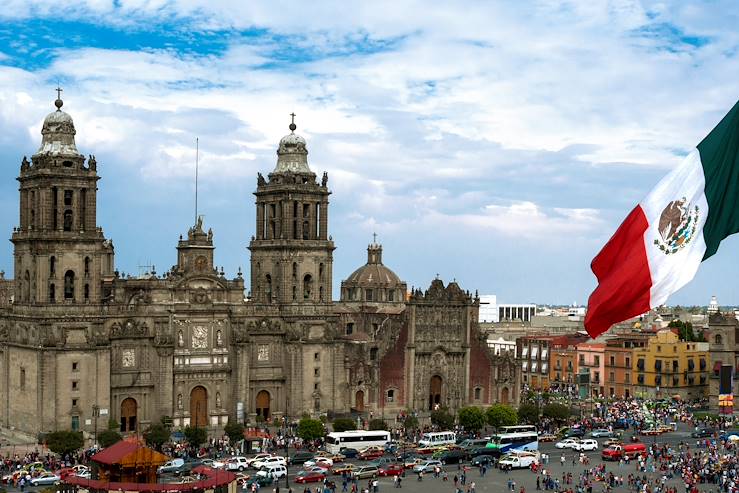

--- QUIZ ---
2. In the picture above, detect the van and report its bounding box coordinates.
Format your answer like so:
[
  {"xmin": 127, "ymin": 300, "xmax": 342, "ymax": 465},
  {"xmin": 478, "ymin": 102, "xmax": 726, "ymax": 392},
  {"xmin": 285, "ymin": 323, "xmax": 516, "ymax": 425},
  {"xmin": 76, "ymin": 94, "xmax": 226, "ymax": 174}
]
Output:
[
  {"xmin": 458, "ymin": 439, "xmax": 488, "ymax": 450},
  {"xmin": 498, "ymin": 452, "xmax": 538, "ymax": 470},
  {"xmin": 601, "ymin": 443, "xmax": 646, "ymax": 461},
  {"xmin": 158, "ymin": 458, "xmax": 185, "ymax": 474},
  {"xmin": 352, "ymin": 465, "xmax": 379, "ymax": 479},
  {"xmin": 257, "ymin": 464, "xmax": 287, "ymax": 479}
]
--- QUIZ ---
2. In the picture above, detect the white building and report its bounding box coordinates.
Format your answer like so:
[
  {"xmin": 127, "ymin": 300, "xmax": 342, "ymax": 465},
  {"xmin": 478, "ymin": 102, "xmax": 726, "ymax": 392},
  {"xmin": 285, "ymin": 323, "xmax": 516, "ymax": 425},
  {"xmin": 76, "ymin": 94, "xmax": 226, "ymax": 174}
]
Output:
[
  {"xmin": 487, "ymin": 336, "xmax": 516, "ymax": 355},
  {"xmin": 478, "ymin": 295, "xmax": 536, "ymax": 323}
]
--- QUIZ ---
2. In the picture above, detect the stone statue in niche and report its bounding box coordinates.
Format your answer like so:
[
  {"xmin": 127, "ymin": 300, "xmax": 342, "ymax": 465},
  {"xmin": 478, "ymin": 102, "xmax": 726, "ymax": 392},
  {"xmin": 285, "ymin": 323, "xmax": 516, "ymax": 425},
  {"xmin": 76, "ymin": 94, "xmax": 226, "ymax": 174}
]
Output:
[
  {"xmin": 178, "ymin": 330, "xmax": 184, "ymax": 347},
  {"xmin": 216, "ymin": 392, "xmax": 221, "ymax": 408},
  {"xmin": 177, "ymin": 394, "xmax": 183, "ymax": 409},
  {"xmin": 216, "ymin": 330, "xmax": 223, "ymax": 346}
]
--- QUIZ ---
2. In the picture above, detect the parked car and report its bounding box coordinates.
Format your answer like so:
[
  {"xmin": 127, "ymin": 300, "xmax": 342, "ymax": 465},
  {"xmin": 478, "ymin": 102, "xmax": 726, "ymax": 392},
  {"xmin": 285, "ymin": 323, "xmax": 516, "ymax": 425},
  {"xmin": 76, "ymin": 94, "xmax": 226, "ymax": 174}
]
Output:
[
  {"xmin": 378, "ymin": 463, "xmax": 404, "ymax": 477},
  {"xmin": 438, "ymin": 450, "xmax": 466, "ymax": 464},
  {"xmin": 352, "ymin": 465, "xmax": 379, "ymax": 479},
  {"xmin": 294, "ymin": 471, "xmax": 326, "ymax": 484},
  {"xmin": 289, "ymin": 451, "xmax": 315, "ymax": 465},
  {"xmin": 358, "ymin": 448, "xmax": 385, "ymax": 460},
  {"xmin": 412, "ymin": 460, "xmax": 442, "ymax": 474},
  {"xmin": 304, "ymin": 457, "xmax": 333, "ymax": 468},
  {"xmin": 555, "ymin": 438, "xmax": 580, "ymax": 449},
  {"xmin": 158, "ymin": 459, "xmax": 185, "ymax": 474},
  {"xmin": 573, "ymin": 439, "xmax": 598, "ymax": 451},
  {"xmin": 470, "ymin": 455, "xmax": 495, "ymax": 467},
  {"xmin": 30, "ymin": 473, "xmax": 61, "ymax": 486},
  {"xmin": 252, "ymin": 456, "xmax": 286, "ymax": 469},
  {"xmin": 256, "ymin": 464, "xmax": 288, "ymax": 479},
  {"xmin": 246, "ymin": 454, "xmax": 272, "ymax": 467},
  {"xmin": 590, "ymin": 429, "xmax": 613, "ymax": 438},
  {"xmin": 333, "ymin": 464, "xmax": 355, "ymax": 475}
]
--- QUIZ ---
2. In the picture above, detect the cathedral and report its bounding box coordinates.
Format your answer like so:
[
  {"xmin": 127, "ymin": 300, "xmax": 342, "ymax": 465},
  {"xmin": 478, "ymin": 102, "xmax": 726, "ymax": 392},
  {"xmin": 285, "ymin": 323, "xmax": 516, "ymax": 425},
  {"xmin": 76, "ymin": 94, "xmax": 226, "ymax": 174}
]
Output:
[{"xmin": 0, "ymin": 95, "xmax": 520, "ymax": 436}]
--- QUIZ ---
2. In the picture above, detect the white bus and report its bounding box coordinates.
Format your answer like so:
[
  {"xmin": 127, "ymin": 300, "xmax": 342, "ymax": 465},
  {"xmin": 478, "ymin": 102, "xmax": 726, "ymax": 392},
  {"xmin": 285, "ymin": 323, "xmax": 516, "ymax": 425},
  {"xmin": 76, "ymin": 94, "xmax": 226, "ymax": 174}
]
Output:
[
  {"xmin": 325, "ymin": 430, "xmax": 391, "ymax": 454},
  {"xmin": 418, "ymin": 431, "xmax": 456, "ymax": 447},
  {"xmin": 486, "ymin": 430, "xmax": 538, "ymax": 453},
  {"xmin": 499, "ymin": 425, "xmax": 537, "ymax": 434}
]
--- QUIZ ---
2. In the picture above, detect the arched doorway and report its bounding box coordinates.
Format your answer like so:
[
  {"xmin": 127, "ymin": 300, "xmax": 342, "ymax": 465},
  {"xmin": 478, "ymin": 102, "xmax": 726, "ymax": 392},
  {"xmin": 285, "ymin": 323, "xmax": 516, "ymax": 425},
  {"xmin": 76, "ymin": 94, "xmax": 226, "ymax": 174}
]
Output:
[
  {"xmin": 190, "ymin": 386, "xmax": 208, "ymax": 427},
  {"xmin": 429, "ymin": 375, "xmax": 443, "ymax": 410},
  {"xmin": 355, "ymin": 390, "xmax": 365, "ymax": 412},
  {"xmin": 500, "ymin": 387, "xmax": 509, "ymax": 405},
  {"xmin": 120, "ymin": 397, "xmax": 137, "ymax": 432},
  {"xmin": 256, "ymin": 390, "xmax": 271, "ymax": 420}
]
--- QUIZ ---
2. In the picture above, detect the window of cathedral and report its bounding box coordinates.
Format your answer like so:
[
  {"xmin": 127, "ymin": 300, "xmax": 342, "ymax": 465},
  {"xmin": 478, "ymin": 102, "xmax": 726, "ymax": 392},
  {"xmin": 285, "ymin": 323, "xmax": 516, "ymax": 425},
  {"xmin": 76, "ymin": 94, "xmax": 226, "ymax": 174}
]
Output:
[
  {"xmin": 23, "ymin": 270, "xmax": 30, "ymax": 302},
  {"xmin": 49, "ymin": 284, "xmax": 55, "ymax": 303},
  {"xmin": 292, "ymin": 262, "xmax": 298, "ymax": 279},
  {"xmin": 386, "ymin": 389, "xmax": 394, "ymax": 403},
  {"xmin": 319, "ymin": 263, "xmax": 324, "ymax": 280},
  {"xmin": 303, "ymin": 274, "xmax": 313, "ymax": 300},
  {"xmin": 715, "ymin": 334, "xmax": 723, "ymax": 344},
  {"xmin": 63, "ymin": 160, "xmax": 73, "ymax": 168},
  {"xmin": 63, "ymin": 210, "xmax": 73, "ymax": 231},
  {"xmin": 64, "ymin": 270, "xmax": 75, "ymax": 300},
  {"xmin": 84, "ymin": 284, "xmax": 89, "ymax": 301},
  {"xmin": 302, "ymin": 221, "xmax": 310, "ymax": 240},
  {"xmin": 20, "ymin": 368, "xmax": 25, "ymax": 390},
  {"xmin": 292, "ymin": 286, "xmax": 297, "ymax": 301},
  {"xmin": 314, "ymin": 352, "xmax": 320, "ymax": 361},
  {"xmin": 72, "ymin": 381, "xmax": 78, "ymax": 391},
  {"xmin": 314, "ymin": 368, "xmax": 320, "ymax": 377},
  {"xmin": 366, "ymin": 289, "xmax": 374, "ymax": 302},
  {"xmin": 319, "ymin": 286, "xmax": 324, "ymax": 302},
  {"xmin": 370, "ymin": 348, "xmax": 378, "ymax": 361},
  {"xmin": 71, "ymin": 416, "xmax": 79, "ymax": 431},
  {"xmin": 474, "ymin": 387, "xmax": 482, "ymax": 401},
  {"xmin": 388, "ymin": 289, "xmax": 394, "ymax": 302},
  {"xmin": 72, "ymin": 399, "xmax": 78, "ymax": 407},
  {"xmin": 64, "ymin": 189, "xmax": 72, "ymax": 206},
  {"xmin": 52, "ymin": 187, "xmax": 58, "ymax": 230},
  {"xmin": 265, "ymin": 274, "xmax": 272, "ymax": 303},
  {"xmin": 50, "ymin": 256, "xmax": 56, "ymax": 276},
  {"xmin": 72, "ymin": 362, "xmax": 79, "ymax": 372},
  {"xmin": 345, "ymin": 323, "xmax": 354, "ymax": 335},
  {"xmin": 84, "ymin": 257, "xmax": 90, "ymax": 277}
]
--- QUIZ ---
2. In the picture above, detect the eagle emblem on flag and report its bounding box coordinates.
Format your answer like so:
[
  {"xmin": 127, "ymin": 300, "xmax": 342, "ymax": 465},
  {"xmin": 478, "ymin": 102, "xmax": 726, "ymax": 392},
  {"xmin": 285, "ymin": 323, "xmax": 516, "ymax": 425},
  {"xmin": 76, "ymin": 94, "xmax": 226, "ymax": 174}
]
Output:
[{"xmin": 654, "ymin": 197, "xmax": 699, "ymax": 255}]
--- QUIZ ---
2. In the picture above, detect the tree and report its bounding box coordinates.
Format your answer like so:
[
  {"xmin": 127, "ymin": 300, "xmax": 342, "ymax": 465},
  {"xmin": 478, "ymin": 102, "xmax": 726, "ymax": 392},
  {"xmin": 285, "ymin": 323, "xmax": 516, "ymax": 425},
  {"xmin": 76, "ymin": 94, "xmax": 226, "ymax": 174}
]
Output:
[
  {"xmin": 368, "ymin": 419, "xmax": 388, "ymax": 431},
  {"xmin": 97, "ymin": 429, "xmax": 122, "ymax": 448},
  {"xmin": 430, "ymin": 408, "xmax": 455, "ymax": 430},
  {"xmin": 332, "ymin": 418, "xmax": 357, "ymax": 432},
  {"xmin": 184, "ymin": 426, "xmax": 208, "ymax": 448},
  {"xmin": 542, "ymin": 403, "xmax": 570, "ymax": 422},
  {"xmin": 297, "ymin": 418, "xmax": 325, "ymax": 441},
  {"xmin": 143, "ymin": 422, "xmax": 171, "ymax": 451},
  {"xmin": 486, "ymin": 404, "xmax": 518, "ymax": 430},
  {"xmin": 668, "ymin": 319, "xmax": 703, "ymax": 342},
  {"xmin": 403, "ymin": 415, "xmax": 419, "ymax": 432},
  {"xmin": 224, "ymin": 421, "xmax": 245, "ymax": 445},
  {"xmin": 46, "ymin": 431, "xmax": 84, "ymax": 457},
  {"xmin": 458, "ymin": 407, "xmax": 486, "ymax": 432},
  {"xmin": 517, "ymin": 403, "xmax": 540, "ymax": 424}
]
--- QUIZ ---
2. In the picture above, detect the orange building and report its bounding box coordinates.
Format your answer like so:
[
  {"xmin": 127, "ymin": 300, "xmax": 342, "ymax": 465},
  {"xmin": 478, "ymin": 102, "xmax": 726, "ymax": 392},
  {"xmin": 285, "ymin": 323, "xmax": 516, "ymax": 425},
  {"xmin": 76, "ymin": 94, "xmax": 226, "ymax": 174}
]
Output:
[{"xmin": 549, "ymin": 334, "xmax": 588, "ymax": 390}]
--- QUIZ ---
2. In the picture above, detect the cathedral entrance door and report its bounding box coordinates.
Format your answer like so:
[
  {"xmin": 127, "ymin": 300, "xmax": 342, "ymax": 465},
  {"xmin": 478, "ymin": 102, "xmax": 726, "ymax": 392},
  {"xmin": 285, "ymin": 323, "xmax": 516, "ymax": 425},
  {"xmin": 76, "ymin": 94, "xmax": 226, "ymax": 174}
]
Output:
[
  {"xmin": 501, "ymin": 387, "xmax": 509, "ymax": 405},
  {"xmin": 355, "ymin": 390, "xmax": 365, "ymax": 412},
  {"xmin": 120, "ymin": 397, "xmax": 137, "ymax": 432},
  {"xmin": 190, "ymin": 386, "xmax": 208, "ymax": 428},
  {"xmin": 256, "ymin": 390, "xmax": 271, "ymax": 420},
  {"xmin": 429, "ymin": 375, "xmax": 443, "ymax": 410}
]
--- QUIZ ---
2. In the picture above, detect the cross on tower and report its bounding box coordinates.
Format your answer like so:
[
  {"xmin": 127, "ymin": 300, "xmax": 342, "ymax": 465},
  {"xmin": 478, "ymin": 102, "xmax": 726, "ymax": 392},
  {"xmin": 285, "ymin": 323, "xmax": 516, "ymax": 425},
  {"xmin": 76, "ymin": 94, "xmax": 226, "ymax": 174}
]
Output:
[
  {"xmin": 290, "ymin": 112, "xmax": 296, "ymax": 124},
  {"xmin": 372, "ymin": 232, "xmax": 377, "ymax": 244},
  {"xmin": 55, "ymin": 85, "xmax": 63, "ymax": 100}
]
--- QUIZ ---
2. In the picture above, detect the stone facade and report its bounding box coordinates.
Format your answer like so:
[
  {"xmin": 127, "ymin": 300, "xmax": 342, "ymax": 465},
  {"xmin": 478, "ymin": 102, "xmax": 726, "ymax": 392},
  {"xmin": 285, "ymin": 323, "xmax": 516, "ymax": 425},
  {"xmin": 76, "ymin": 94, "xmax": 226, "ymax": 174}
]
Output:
[{"xmin": 0, "ymin": 98, "xmax": 520, "ymax": 436}]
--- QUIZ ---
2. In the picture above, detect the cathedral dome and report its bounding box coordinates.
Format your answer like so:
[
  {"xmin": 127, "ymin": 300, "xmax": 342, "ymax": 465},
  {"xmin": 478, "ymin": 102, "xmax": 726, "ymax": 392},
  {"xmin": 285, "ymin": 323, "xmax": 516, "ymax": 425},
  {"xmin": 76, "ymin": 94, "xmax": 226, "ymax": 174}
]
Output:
[
  {"xmin": 35, "ymin": 97, "xmax": 80, "ymax": 157},
  {"xmin": 341, "ymin": 241, "xmax": 407, "ymax": 303},
  {"xmin": 273, "ymin": 118, "xmax": 311, "ymax": 174}
]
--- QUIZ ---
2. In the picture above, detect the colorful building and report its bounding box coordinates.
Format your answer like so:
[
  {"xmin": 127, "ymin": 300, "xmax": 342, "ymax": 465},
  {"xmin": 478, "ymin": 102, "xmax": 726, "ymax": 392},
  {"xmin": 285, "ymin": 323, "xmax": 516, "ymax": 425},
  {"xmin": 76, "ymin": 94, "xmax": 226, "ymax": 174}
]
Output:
[{"xmin": 575, "ymin": 342, "xmax": 606, "ymax": 397}]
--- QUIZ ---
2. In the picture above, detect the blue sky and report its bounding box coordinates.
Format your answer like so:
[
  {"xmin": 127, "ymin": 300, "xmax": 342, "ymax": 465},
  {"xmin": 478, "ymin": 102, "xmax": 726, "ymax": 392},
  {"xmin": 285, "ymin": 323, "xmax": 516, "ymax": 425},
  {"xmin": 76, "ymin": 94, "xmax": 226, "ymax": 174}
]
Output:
[{"xmin": 1, "ymin": 0, "xmax": 739, "ymax": 305}]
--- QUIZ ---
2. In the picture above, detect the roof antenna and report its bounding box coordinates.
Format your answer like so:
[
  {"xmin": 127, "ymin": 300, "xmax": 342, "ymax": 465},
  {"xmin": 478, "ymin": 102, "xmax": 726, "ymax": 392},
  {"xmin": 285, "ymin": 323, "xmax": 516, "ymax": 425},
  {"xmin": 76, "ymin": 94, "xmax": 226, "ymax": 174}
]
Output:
[{"xmin": 195, "ymin": 137, "xmax": 199, "ymax": 223}]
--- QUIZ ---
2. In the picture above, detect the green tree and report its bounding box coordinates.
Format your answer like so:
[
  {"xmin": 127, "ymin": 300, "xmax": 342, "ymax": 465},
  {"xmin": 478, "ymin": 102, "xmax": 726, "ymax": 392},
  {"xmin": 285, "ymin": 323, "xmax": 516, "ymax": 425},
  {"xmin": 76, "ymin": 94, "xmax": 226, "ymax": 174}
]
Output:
[
  {"xmin": 184, "ymin": 426, "xmax": 208, "ymax": 448},
  {"xmin": 143, "ymin": 421, "xmax": 171, "ymax": 451},
  {"xmin": 517, "ymin": 403, "xmax": 540, "ymax": 424},
  {"xmin": 668, "ymin": 319, "xmax": 700, "ymax": 342},
  {"xmin": 224, "ymin": 421, "xmax": 245, "ymax": 445},
  {"xmin": 542, "ymin": 403, "xmax": 570, "ymax": 422},
  {"xmin": 368, "ymin": 419, "xmax": 388, "ymax": 431},
  {"xmin": 332, "ymin": 418, "xmax": 357, "ymax": 432},
  {"xmin": 458, "ymin": 407, "xmax": 486, "ymax": 432},
  {"xmin": 46, "ymin": 430, "xmax": 84, "ymax": 457},
  {"xmin": 97, "ymin": 429, "xmax": 122, "ymax": 448},
  {"xmin": 430, "ymin": 408, "xmax": 455, "ymax": 430},
  {"xmin": 486, "ymin": 404, "xmax": 518, "ymax": 430},
  {"xmin": 297, "ymin": 418, "xmax": 325, "ymax": 441},
  {"xmin": 403, "ymin": 415, "xmax": 419, "ymax": 432}
]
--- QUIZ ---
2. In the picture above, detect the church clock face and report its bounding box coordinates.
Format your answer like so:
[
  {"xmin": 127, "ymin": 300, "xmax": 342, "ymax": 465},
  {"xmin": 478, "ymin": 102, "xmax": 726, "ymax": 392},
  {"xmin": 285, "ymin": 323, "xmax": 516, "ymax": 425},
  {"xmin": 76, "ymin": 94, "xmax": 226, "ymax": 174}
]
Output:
[{"xmin": 195, "ymin": 255, "xmax": 207, "ymax": 271}]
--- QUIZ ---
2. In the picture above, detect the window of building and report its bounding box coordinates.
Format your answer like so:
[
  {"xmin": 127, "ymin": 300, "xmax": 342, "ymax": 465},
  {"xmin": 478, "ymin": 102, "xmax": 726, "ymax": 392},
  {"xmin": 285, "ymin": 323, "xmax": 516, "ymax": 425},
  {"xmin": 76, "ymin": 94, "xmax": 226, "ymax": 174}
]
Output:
[
  {"xmin": 63, "ymin": 209, "xmax": 73, "ymax": 231},
  {"xmin": 319, "ymin": 263, "xmax": 324, "ymax": 281},
  {"xmin": 314, "ymin": 368, "xmax": 320, "ymax": 377},
  {"xmin": 314, "ymin": 383, "xmax": 319, "ymax": 390},
  {"xmin": 715, "ymin": 334, "xmax": 723, "ymax": 344},
  {"xmin": 370, "ymin": 348, "xmax": 378, "ymax": 360},
  {"xmin": 292, "ymin": 285, "xmax": 297, "ymax": 301},
  {"xmin": 303, "ymin": 274, "xmax": 313, "ymax": 300},
  {"xmin": 366, "ymin": 289, "xmax": 374, "ymax": 301},
  {"xmin": 49, "ymin": 283, "xmax": 55, "ymax": 303},
  {"xmin": 314, "ymin": 352, "xmax": 320, "ymax": 361},
  {"xmin": 72, "ymin": 381, "xmax": 78, "ymax": 390},
  {"xmin": 50, "ymin": 256, "xmax": 56, "ymax": 276},
  {"xmin": 657, "ymin": 346, "xmax": 662, "ymax": 352},
  {"xmin": 64, "ymin": 270, "xmax": 75, "ymax": 300},
  {"xmin": 72, "ymin": 362, "xmax": 79, "ymax": 372},
  {"xmin": 474, "ymin": 387, "xmax": 482, "ymax": 400},
  {"xmin": 84, "ymin": 257, "xmax": 90, "ymax": 277},
  {"xmin": 64, "ymin": 190, "xmax": 73, "ymax": 206},
  {"xmin": 609, "ymin": 387, "xmax": 615, "ymax": 397},
  {"xmin": 72, "ymin": 399, "xmax": 78, "ymax": 407},
  {"xmin": 609, "ymin": 371, "xmax": 615, "ymax": 382},
  {"xmin": 20, "ymin": 368, "xmax": 25, "ymax": 390},
  {"xmin": 625, "ymin": 357, "xmax": 631, "ymax": 367},
  {"xmin": 625, "ymin": 373, "xmax": 630, "ymax": 384},
  {"xmin": 673, "ymin": 346, "xmax": 677, "ymax": 353},
  {"xmin": 71, "ymin": 416, "xmax": 79, "ymax": 431},
  {"xmin": 579, "ymin": 354, "xmax": 585, "ymax": 365},
  {"xmin": 346, "ymin": 323, "xmax": 354, "ymax": 335},
  {"xmin": 594, "ymin": 355, "xmax": 600, "ymax": 366},
  {"xmin": 593, "ymin": 371, "xmax": 600, "ymax": 383},
  {"xmin": 84, "ymin": 284, "xmax": 89, "ymax": 301},
  {"xmin": 637, "ymin": 374, "xmax": 645, "ymax": 384},
  {"xmin": 388, "ymin": 290, "xmax": 394, "ymax": 302},
  {"xmin": 387, "ymin": 389, "xmax": 394, "ymax": 402},
  {"xmin": 609, "ymin": 356, "xmax": 615, "ymax": 366},
  {"xmin": 292, "ymin": 262, "xmax": 298, "ymax": 279}
]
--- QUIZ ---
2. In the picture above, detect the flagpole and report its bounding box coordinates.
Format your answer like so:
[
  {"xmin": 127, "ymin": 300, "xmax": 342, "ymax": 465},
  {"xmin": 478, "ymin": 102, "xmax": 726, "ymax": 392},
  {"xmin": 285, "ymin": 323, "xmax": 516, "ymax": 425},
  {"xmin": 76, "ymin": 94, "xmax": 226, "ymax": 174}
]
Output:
[{"xmin": 195, "ymin": 137, "xmax": 199, "ymax": 223}]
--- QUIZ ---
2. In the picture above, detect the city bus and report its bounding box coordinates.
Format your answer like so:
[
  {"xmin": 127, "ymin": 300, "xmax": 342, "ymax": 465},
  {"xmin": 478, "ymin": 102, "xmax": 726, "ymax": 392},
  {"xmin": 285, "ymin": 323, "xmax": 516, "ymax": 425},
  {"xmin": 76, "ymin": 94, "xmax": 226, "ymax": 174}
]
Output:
[
  {"xmin": 485, "ymin": 428, "xmax": 538, "ymax": 453},
  {"xmin": 418, "ymin": 431, "xmax": 456, "ymax": 447},
  {"xmin": 325, "ymin": 430, "xmax": 391, "ymax": 454}
]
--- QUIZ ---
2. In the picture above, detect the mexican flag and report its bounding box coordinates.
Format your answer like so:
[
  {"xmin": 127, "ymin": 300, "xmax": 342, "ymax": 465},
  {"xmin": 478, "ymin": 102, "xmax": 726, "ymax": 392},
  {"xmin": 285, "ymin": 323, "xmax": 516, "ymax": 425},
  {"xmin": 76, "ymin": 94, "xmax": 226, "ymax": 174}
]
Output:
[{"xmin": 584, "ymin": 100, "xmax": 739, "ymax": 338}]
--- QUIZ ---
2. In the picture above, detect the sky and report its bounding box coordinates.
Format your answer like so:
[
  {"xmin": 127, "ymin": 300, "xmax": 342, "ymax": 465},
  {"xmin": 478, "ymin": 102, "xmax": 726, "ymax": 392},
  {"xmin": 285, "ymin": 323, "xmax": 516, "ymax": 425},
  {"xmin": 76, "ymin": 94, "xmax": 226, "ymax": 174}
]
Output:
[{"xmin": 0, "ymin": 0, "xmax": 738, "ymax": 306}]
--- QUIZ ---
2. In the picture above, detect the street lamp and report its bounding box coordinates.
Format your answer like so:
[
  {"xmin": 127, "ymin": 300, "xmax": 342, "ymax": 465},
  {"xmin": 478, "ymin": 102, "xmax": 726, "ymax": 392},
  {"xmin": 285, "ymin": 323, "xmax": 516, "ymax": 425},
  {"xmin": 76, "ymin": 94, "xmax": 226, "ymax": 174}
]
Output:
[
  {"xmin": 284, "ymin": 415, "xmax": 289, "ymax": 488},
  {"xmin": 92, "ymin": 404, "xmax": 100, "ymax": 448}
]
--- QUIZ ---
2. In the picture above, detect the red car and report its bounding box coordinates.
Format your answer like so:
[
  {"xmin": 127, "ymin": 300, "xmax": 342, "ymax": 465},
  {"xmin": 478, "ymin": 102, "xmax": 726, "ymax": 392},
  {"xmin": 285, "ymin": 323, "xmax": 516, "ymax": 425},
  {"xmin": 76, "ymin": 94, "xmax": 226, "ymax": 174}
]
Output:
[
  {"xmin": 359, "ymin": 449, "xmax": 385, "ymax": 460},
  {"xmin": 378, "ymin": 464, "xmax": 404, "ymax": 477},
  {"xmin": 295, "ymin": 471, "xmax": 326, "ymax": 483}
]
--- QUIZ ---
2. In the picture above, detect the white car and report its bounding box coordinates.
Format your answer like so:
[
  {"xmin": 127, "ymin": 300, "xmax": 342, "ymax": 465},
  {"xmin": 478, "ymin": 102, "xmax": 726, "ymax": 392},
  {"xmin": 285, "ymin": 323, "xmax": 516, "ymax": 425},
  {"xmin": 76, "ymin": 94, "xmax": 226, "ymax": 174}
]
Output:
[
  {"xmin": 573, "ymin": 439, "xmax": 598, "ymax": 451},
  {"xmin": 246, "ymin": 454, "xmax": 272, "ymax": 467},
  {"xmin": 201, "ymin": 458, "xmax": 226, "ymax": 469},
  {"xmin": 75, "ymin": 470, "xmax": 91, "ymax": 479},
  {"xmin": 304, "ymin": 457, "xmax": 333, "ymax": 468},
  {"xmin": 226, "ymin": 456, "xmax": 250, "ymax": 472},
  {"xmin": 555, "ymin": 438, "xmax": 580, "ymax": 449},
  {"xmin": 30, "ymin": 473, "xmax": 61, "ymax": 486},
  {"xmin": 252, "ymin": 456, "xmax": 286, "ymax": 469}
]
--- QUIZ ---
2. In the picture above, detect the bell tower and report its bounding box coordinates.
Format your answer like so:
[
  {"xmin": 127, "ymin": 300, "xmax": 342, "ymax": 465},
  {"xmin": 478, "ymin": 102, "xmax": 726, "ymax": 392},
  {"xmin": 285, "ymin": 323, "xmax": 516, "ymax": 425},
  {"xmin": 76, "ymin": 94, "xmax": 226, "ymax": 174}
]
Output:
[
  {"xmin": 11, "ymin": 92, "xmax": 114, "ymax": 304},
  {"xmin": 248, "ymin": 116, "xmax": 335, "ymax": 304}
]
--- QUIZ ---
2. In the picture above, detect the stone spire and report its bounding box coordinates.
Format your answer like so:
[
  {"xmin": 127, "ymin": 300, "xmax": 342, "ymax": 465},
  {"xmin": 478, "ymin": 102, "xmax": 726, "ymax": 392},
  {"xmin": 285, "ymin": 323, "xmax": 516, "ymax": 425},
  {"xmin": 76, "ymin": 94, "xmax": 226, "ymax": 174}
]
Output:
[
  {"xmin": 34, "ymin": 90, "xmax": 81, "ymax": 158},
  {"xmin": 273, "ymin": 113, "xmax": 311, "ymax": 174}
]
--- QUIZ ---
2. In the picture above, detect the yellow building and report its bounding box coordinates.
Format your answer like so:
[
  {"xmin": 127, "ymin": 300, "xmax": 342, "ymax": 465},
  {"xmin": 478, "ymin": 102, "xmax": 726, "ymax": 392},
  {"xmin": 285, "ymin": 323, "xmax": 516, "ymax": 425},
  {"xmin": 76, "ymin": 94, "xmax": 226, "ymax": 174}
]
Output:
[{"xmin": 632, "ymin": 329, "xmax": 709, "ymax": 399}]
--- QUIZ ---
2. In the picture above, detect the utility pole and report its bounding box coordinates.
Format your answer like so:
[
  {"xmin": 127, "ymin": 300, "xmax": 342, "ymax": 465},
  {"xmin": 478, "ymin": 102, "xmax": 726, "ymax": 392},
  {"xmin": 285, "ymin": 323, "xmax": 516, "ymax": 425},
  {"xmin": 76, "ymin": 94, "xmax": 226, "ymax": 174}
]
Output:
[{"xmin": 92, "ymin": 404, "xmax": 100, "ymax": 448}]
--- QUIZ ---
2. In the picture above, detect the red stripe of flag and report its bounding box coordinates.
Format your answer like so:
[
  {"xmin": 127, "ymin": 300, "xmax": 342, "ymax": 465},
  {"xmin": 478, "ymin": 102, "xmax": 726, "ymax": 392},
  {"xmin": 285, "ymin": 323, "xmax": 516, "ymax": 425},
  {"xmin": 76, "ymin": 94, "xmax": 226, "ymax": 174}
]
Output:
[{"xmin": 584, "ymin": 205, "xmax": 653, "ymax": 338}]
